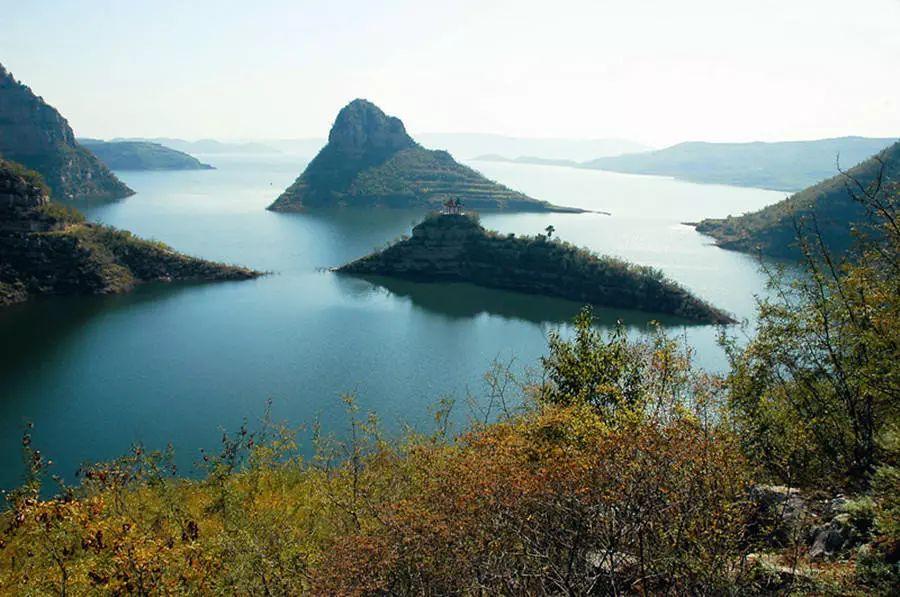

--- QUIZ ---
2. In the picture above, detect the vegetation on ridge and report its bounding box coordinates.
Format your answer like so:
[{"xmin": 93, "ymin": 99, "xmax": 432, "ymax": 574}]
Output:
[
  {"xmin": 339, "ymin": 212, "xmax": 734, "ymax": 323},
  {"xmin": 0, "ymin": 154, "xmax": 897, "ymax": 595},
  {"xmin": 695, "ymin": 141, "xmax": 900, "ymax": 259},
  {"xmin": 268, "ymin": 99, "xmax": 577, "ymax": 212},
  {"xmin": 78, "ymin": 140, "xmax": 215, "ymax": 171}
]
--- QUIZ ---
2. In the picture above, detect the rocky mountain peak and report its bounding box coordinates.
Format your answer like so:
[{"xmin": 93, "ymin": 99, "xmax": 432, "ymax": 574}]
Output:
[
  {"xmin": 0, "ymin": 62, "xmax": 133, "ymax": 201},
  {"xmin": 327, "ymin": 99, "xmax": 416, "ymax": 158}
]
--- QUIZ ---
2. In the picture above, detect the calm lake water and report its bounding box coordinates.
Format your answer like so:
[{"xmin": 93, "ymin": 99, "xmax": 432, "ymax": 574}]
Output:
[{"xmin": 0, "ymin": 155, "xmax": 786, "ymax": 489}]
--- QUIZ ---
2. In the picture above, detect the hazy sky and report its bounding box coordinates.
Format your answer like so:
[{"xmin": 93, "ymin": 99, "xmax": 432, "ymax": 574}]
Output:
[{"xmin": 2, "ymin": 0, "xmax": 899, "ymax": 146}]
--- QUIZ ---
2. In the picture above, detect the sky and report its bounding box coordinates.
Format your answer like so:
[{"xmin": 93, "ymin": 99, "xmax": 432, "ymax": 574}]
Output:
[{"xmin": 2, "ymin": 0, "xmax": 899, "ymax": 147}]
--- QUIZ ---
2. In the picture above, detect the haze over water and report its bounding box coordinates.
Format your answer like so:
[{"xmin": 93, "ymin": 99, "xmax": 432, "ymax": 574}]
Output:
[{"xmin": 0, "ymin": 155, "xmax": 784, "ymax": 489}]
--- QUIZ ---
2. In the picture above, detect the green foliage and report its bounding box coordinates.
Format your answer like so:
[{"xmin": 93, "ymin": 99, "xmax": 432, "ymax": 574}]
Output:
[
  {"xmin": 37, "ymin": 201, "xmax": 85, "ymax": 224},
  {"xmin": 724, "ymin": 181, "xmax": 900, "ymax": 488},
  {"xmin": 696, "ymin": 141, "xmax": 899, "ymax": 259},
  {"xmin": 79, "ymin": 140, "xmax": 213, "ymax": 171},
  {"xmin": 0, "ymin": 158, "xmax": 50, "ymax": 196}
]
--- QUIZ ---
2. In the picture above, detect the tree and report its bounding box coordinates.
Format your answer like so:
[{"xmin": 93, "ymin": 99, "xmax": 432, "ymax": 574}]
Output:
[
  {"xmin": 724, "ymin": 164, "xmax": 899, "ymax": 489},
  {"xmin": 544, "ymin": 224, "xmax": 555, "ymax": 239}
]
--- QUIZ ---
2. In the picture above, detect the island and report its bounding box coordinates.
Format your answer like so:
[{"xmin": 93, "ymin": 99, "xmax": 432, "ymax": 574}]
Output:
[
  {"xmin": 336, "ymin": 211, "xmax": 733, "ymax": 324},
  {"xmin": 0, "ymin": 159, "xmax": 260, "ymax": 307},
  {"xmin": 693, "ymin": 140, "xmax": 899, "ymax": 259},
  {"xmin": 78, "ymin": 139, "xmax": 215, "ymax": 171},
  {"xmin": 267, "ymin": 99, "xmax": 582, "ymax": 213},
  {"xmin": 0, "ymin": 63, "xmax": 133, "ymax": 201}
]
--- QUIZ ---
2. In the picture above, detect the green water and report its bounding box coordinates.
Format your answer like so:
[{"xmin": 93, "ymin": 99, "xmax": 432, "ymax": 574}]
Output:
[{"xmin": 0, "ymin": 155, "xmax": 786, "ymax": 488}]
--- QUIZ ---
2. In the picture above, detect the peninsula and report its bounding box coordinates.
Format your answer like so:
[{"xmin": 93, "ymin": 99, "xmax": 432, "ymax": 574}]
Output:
[
  {"xmin": 268, "ymin": 99, "xmax": 580, "ymax": 212},
  {"xmin": 0, "ymin": 63, "xmax": 133, "ymax": 201},
  {"xmin": 0, "ymin": 160, "xmax": 259, "ymax": 307},
  {"xmin": 337, "ymin": 212, "xmax": 733, "ymax": 324},
  {"xmin": 78, "ymin": 139, "xmax": 215, "ymax": 171},
  {"xmin": 694, "ymin": 140, "xmax": 899, "ymax": 259}
]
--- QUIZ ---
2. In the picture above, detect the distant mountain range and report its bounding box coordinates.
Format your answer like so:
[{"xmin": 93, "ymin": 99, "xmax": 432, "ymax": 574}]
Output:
[
  {"xmin": 413, "ymin": 134, "xmax": 649, "ymax": 162},
  {"xmin": 694, "ymin": 141, "xmax": 900, "ymax": 259},
  {"xmin": 474, "ymin": 155, "xmax": 579, "ymax": 168},
  {"xmin": 268, "ymin": 99, "xmax": 580, "ymax": 213},
  {"xmin": 128, "ymin": 135, "xmax": 648, "ymax": 162},
  {"xmin": 112, "ymin": 138, "xmax": 281, "ymax": 155},
  {"xmin": 79, "ymin": 139, "xmax": 214, "ymax": 171},
  {"xmin": 0, "ymin": 63, "xmax": 133, "ymax": 201},
  {"xmin": 582, "ymin": 137, "xmax": 898, "ymax": 191}
]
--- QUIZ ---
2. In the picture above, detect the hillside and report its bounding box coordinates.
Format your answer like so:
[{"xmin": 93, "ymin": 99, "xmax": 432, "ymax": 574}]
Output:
[
  {"xmin": 694, "ymin": 141, "xmax": 900, "ymax": 259},
  {"xmin": 267, "ymin": 100, "xmax": 580, "ymax": 212},
  {"xmin": 0, "ymin": 63, "xmax": 133, "ymax": 201},
  {"xmin": 338, "ymin": 213, "xmax": 733, "ymax": 323},
  {"xmin": 583, "ymin": 137, "xmax": 898, "ymax": 191},
  {"xmin": 79, "ymin": 139, "xmax": 214, "ymax": 171},
  {"xmin": 0, "ymin": 159, "xmax": 259, "ymax": 307}
]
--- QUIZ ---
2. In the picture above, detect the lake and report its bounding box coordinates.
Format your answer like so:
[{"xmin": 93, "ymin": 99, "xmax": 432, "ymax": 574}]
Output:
[{"xmin": 0, "ymin": 155, "xmax": 786, "ymax": 489}]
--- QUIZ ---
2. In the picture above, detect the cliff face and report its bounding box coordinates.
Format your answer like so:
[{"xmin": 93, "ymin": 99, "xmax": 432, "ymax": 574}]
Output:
[
  {"xmin": 0, "ymin": 64, "xmax": 133, "ymax": 200},
  {"xmin": 338, "ymin": 214, "xmax": 733, "ymax": 324},
  {"xmin": 268, "ymin": 99, "xmax": 578, "ymax": 212},
  {"xmin": 694, "ymin": 141, "xmax": 899, "ymax": 259},
  {"xmin": 0, "ymin": 160, "xmax": 259, "ymax": 307}
]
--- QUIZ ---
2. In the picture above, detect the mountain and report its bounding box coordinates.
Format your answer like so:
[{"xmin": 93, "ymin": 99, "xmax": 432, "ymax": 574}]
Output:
[
  {"xmin": 583, "ymin": 137, "xmax": 898, "ymax": 191},
  {"xmin": 694, "ymin": 141, "xmax": 900, "ymax": 259},
  {"xmin": 78, "ymin": 139, "xmax": 214, "ymax": 171},
  {"xmin": 338, "ymin": 213, "xmax": 733, "ymax": 324},
  {"xmin": 416, "ymin": 133, "xmax": 649, "ymax": 161},
  {"xmin": 114, "ymin": 138, "xmax": 279, "ymax": 155},
  {"xmin": 473, "ymin": 154, "xmax": 580, "ymax": 168},
  {"xmin": 268, "ymin": 100, "xmax": 579, "ymax": 212},
  {"xmin": 0, "ymin": 159, "xmax": 259, "ymax": 307},
  {"xmin": 0, "ymin": 64, "xmax": 133, "ymax": 201}
]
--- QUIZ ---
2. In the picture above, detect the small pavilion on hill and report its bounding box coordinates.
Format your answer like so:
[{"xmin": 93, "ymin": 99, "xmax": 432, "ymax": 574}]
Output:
[{"xmin": 441, "ymin": 198, "xmax": 463, "ymax": 215}]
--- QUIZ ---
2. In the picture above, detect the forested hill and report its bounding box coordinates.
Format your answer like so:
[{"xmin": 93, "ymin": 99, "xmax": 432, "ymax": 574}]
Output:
[
  {"xmin": 583, "ymin": 136, "xmax": 897, "ymax": 191},
  {"xmin": 694, "ymin": 141, "xmax": 900, "ymax": 259},
  {"xmin": 338, "ymin": 213, "xmax": 733, "ymax": 324},
  {"xmin": 79, "ymin": 139, "xmax": 214, "ymax": 171}
]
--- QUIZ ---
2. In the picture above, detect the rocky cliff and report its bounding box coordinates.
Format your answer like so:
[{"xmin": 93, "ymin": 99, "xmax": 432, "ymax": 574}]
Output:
[
  {"xmin": 0, "ymin": 63, "xmax": 133, "ymax": 201},
  {"xmin": 268, "ymin": 99, "xmax": 579, "ymax": 212},
  {"xmin": 338, "ymin": 213, "xmax": 733, "ymax": 324},
  {"xmin": 0, "ymin": 160, "xmax": 259, "ymax": 307}
]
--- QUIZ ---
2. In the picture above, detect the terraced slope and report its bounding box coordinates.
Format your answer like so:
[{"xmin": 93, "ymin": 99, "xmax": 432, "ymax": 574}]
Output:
[{"xmin": 268, "ymin": 99, "xmax": 579, "ymax": 212}]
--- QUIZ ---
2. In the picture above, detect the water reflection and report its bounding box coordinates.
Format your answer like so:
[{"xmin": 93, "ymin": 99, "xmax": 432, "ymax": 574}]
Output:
[{"xmin": 337, "ymin": 274, "xmax": 707, "ymax": 327}]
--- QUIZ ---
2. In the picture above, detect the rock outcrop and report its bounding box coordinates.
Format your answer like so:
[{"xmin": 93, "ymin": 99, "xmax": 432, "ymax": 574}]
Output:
[
  {"xmin": 78, "ymin": 139, "xmax": 215, "ymax": 171},
  {"xmin": 337, "ymin": 213, "xmax": 733, "ymax": 323},
  {"xmin": 0, "ymin": 159, "xmax": 259, "ymax": 307},
  {"xmin": 694, "ymin": 141, "xmax": 899, "ymax": 259},
  {"xmin": 0, "ymin": 63, "xmax": 133, "ymax": 201},
  {"xmin": 268, "ymin": 99, "xmax": 580, "ymax": 212}
]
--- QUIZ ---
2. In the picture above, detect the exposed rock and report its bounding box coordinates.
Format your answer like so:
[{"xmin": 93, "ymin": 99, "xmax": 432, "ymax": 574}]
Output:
[
  {"xmin": 808, "ymin": 517, "xmax": 851, "ymax": 559},
  {"xmin": 0, "ymin": 159, "xmax": 260, "ymax": 307},
  {"xmin": 337, "ymin": 213, "xmax": 733, "ymax": 324},
  {"xmin": 0, "ymin": 63, "xmax": 133, "ymax": 201},
  {"xmin": 747, "ymin": 485, "xmax": 811, "ymax": 547},
  {"xmin": 268, "ymin": 99, "xmax": 581, "ymax": 212}
]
